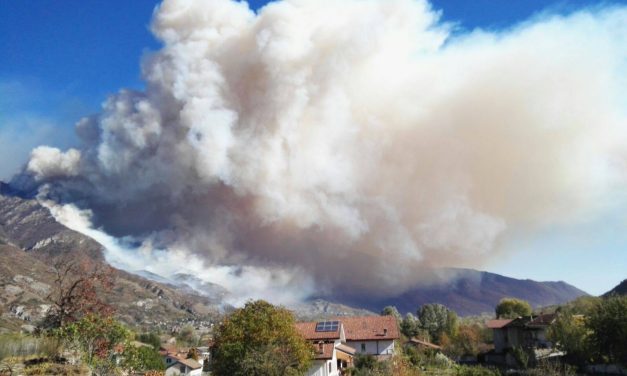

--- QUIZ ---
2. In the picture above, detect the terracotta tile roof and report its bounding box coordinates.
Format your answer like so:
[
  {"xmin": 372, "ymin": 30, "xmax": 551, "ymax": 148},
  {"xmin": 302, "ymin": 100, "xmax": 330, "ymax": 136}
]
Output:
[
  {"xmin": 502, "ymin": 316, "xmax": 538, "ymax": 328},
  {"xmin": 486, "ymin": 319, "xmax": 513, "ymax": 329},
  {"xmin": 176, "ymin": 358, "xmax": 202, "ymax": 370},
  {"xmin": 312, "ymin": 342, "xmax": 335, "ymax": 360},
  {"xmin": 336, "ymin": 316, "xmax": 400, "ymax": 341},
  {"xmin": 527, "ymin": 313, "xmax": 556, "ymax": 327},
  {"xmin": 408, "ymin": 338, "xmax": 442, "ymax": 350},
  {"xmin": 160, "ymin": 344, "xmax": 179, "ymax": 353},
  {"xmin": 296, "ymin": 315, "xmax": 400, "ymax": 341},
  {"xmin": 488, "ymin": 314, "xmax": 557, "ymax": 330},
  {"xmin": 295, "ymin": 322, "xmax": 342, "ymax": 340}
]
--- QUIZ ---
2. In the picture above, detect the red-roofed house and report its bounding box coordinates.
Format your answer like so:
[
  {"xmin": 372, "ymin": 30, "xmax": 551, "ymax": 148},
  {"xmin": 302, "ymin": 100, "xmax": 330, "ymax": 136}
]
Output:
[
  {"xmin": 485, "ymin": 314, "xmax": 558, "ymax": 367},
  {"xmin": 338, "ymin": 316, "xmax": 400, "ymax": 358},
  {"xmin": 295, "ymin": 320, "xmax": 356, "ymax": 376},
  {"xmin": 295, "ymin": 315, "xmax": 400, "ymax": 375},
  {"xmin": 159, "ymin": 345, "xmax": 204, "ymax": 376}
]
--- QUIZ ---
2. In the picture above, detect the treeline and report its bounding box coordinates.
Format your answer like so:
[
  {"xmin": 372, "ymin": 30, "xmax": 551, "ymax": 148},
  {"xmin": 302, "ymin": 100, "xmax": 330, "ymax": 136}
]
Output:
[
  {"xmin": 382, "ymin": 303, "xmax": 492, "ymax": 359},
  {"xmin": 548, "ymin": 295, "xmax": 627, "ymax": 367},
  {"xmin": 381, "ymin": 295, "xmax": 627, "ymax": 373}
]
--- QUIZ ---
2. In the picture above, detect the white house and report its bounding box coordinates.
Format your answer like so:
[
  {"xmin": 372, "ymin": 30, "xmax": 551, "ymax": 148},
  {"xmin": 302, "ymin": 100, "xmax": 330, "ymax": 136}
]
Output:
[
  {"xmin": 159, "ymin": 344, "xmax": 204, "ymax": 376},
  {"xmin": 164, "ymin": 357, "xmax": 203, "ymax": 376},
  {"xmin": 339, "ymin": 316, "xmax": 400, "ymax": 359},
  {"xmin": 295, "ymin": 320, "xmax": 356, "ymax": 376}
]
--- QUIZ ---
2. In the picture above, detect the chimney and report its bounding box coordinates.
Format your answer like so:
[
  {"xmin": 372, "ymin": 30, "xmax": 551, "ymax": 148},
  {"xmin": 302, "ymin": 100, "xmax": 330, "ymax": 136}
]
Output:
[{"xmin": 383, "ymin": 328, "xmax": 388, "ymax": 336}]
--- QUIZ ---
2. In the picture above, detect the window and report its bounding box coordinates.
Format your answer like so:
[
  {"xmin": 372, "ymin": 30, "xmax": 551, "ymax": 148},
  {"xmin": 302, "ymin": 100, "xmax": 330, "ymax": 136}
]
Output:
[
  {"xmin": 329, "ymin": 361, "xmax": 332, "ymax": 372},
  {"xmin": 361, "ymin": 343, "xmax": 366, "ymax": 352}
]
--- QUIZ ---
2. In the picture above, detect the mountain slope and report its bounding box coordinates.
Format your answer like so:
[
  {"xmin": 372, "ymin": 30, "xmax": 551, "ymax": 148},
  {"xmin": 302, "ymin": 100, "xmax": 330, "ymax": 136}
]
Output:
[
  {"xmin": 0, "ymin": 185, "xmax": 589, "ymax": 322},
  {"xmin": 327, "ymin": 268, "xmax": 588, "ymax": 316},
  {"xmin": 0, "ymin": 191, "xmax": 221, "ymax": 331},
  {"xmin": 604, "ymin": 279, "xmax": 627, "ymax": 296}
]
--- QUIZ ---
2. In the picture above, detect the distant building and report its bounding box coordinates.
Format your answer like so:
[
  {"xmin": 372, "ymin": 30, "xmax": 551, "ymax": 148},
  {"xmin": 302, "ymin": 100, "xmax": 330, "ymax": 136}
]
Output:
[
  {"xmin": 160, "ymin": 345, "xmax": 204, "ymax": 376},
  {"xmin": 164, "ymin": 357, "xmax": 203, "ymax": 376},
  {"xmin": 485, "ymin": 313, "xmax": 559, "ymax": 367}
]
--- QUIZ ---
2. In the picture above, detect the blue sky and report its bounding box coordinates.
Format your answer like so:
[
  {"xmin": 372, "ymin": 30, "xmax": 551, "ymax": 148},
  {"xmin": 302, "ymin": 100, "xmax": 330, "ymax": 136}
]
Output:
[{"xmin": 1, "ymin": 0, "xmax": 625, "ymax": 295}]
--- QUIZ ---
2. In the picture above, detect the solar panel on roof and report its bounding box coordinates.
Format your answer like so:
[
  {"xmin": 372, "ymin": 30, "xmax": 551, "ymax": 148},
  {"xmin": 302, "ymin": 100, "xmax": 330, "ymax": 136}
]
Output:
[{"xmin": 315, "ymin": 320, "xmax": 339, "ymax": 332}]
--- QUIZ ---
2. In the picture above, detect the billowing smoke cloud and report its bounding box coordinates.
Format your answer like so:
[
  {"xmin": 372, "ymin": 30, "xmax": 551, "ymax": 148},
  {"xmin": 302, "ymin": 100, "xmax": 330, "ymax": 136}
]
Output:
[{"xmin": 23, "ymin": 0, "xmax": 627, "ymax": 300}]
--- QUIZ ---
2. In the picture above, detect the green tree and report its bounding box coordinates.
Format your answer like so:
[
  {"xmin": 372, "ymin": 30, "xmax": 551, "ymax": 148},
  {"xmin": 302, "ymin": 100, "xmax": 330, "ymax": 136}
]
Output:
[
  {"xmin": 211, "ymin": 300, "xmax": 313, "ymax": 376},
  {"xmin": 586, "ymin": 295, "xmax": 627, "ymax": 365},
  {"xmin": 418, "ymin": 303, "xmax": 458, "ymax": 343},
  {"xmin": 547, "ymin": 311, "xmax": 591, "ymax": 366},
  {"xmin": 455, "ymin": 365, "xmax": 501, "ymax": 376},
  {"xmin": 446, "ymin": 324, "xmax": 483, "ymax": 358},
  {"xmin": 354, "ymin": 353, "xmax": 377, "ymax": 369},
  {"xmin": 495, "ymin": 298, "xmax": 532, "ymax": 319},
  {"xmin": 177, "ymin": 324, "xmax": 198, "ymax": 346},
  {"xmin": 562, "ymin": 296, "xmax": 601, "ymax": 315},
  {"xmin": 381, "ymin": 306, "xmax": 402, "ymax": 324},
  {"xmin": 446, "ymin": 310, "xmax": 459, "ymax": 338},
  {"xmin": 137, "ymin": 332, "xmax": 161, "ymax": 349},
  {"xmin": 54, "ymin": 314, "xmax": 129, "ymax": 376},
  {"xmin": 400, "ymin": 312, "xmax": 421, "ymax": 338},
  {"xmin": 121, "ymin": 344, "xmax": 165, "ymax": 373}
]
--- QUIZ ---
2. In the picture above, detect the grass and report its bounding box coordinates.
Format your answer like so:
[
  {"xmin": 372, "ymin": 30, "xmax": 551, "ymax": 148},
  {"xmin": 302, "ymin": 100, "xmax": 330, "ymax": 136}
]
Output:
[{"xmin": 0, "ymin": 334, "xmax": 61, "ymax": 360}]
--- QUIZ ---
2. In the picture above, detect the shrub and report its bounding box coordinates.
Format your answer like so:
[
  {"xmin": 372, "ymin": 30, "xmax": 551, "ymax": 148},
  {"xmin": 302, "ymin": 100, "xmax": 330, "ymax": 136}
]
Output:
[
  {"xmin": 455, "ymin": 364, "xmax": 502, "ymax": 376},
  {"xmin": 526, "ymin": 359, "xmax": 576, "ymax": 376}
]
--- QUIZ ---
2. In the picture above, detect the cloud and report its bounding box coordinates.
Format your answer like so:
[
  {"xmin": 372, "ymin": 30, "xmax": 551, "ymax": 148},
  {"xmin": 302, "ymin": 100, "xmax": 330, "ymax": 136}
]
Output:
[
  {"xmin": 21, "ymin": 0, "xmax": 627, "ymax": 301},
  {"xmin": 0, "ymin": 80, "xmax": 80, "ymax": 181},
  {"xmin": 28, "ymin": 147, "xmax": 81, "ymax": 180}
]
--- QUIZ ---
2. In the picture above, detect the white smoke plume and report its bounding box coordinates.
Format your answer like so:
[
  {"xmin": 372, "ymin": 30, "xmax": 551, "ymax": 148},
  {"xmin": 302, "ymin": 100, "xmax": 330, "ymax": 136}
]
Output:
[
  {"xmin": 37, "ymin": 195, "xmax": 314, "ymax": 306},
  {"xmin": 24, "ymin": 0, "xmax": 627, "ymax": 300}
]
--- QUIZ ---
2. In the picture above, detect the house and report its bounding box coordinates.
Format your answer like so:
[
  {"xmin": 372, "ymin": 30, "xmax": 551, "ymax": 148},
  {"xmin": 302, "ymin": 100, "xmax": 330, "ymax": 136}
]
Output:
[
  {"xmin": 295, "ymin": 315, "xmax": 400, "ymax": 375},
  {"xmin": 160, "ymin": 345, "xmax": 204, "ymax": 376},
  {"xmin": 487, "ymin": 313, "xmax": 556, "ymax": 353},
  {"xmin": 295, "ymin": 320, "xmax": 356, "ymax": 376},
  {"xmin": 164, "ymin": 357, "xmax": 203, "ymax": 376},
  {"xmin": 338, "ymin": 316, "xmax": 400, "ymax": 359},
  {"xmin": 485, "ymin": 313, "xmax": 557, "ymax": 366}
]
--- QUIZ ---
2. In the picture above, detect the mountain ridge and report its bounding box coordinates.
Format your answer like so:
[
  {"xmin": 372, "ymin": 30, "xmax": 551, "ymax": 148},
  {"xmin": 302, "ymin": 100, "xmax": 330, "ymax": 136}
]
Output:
[
  {"xmin": 604, "ymin": 279, "xmax": 627, "ymax": 296},
  {"xmin": 0, "ymin": 186, "xmax": 589, "ymax": 326},
  {"xmin": 323, "ymin": 268, "xmax": 588, "ymax": 316}
]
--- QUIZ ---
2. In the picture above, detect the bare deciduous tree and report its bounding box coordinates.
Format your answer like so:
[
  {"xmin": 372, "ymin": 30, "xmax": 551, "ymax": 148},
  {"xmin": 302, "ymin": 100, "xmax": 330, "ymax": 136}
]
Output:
[{"xmin": 42, "ymin": 256, "xmax": 115, "ymax": 329}]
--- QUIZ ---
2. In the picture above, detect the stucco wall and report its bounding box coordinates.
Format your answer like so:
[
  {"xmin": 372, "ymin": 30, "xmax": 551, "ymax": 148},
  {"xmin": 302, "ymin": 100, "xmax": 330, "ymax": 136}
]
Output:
[
  {"xmin": 347, "ymin": 340, "xmax": 394, "ymax": 355},
  {"xmin": 305, "ymin": 353, "xmax": 338, "ymax": 376}
]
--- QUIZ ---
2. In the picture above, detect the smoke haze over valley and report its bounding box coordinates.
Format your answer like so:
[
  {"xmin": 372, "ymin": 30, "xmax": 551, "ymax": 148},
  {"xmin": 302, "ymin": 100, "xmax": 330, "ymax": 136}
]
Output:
[{"xmin": 4, "ymin": 0, "xmax": 627, "ymax": 304}]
